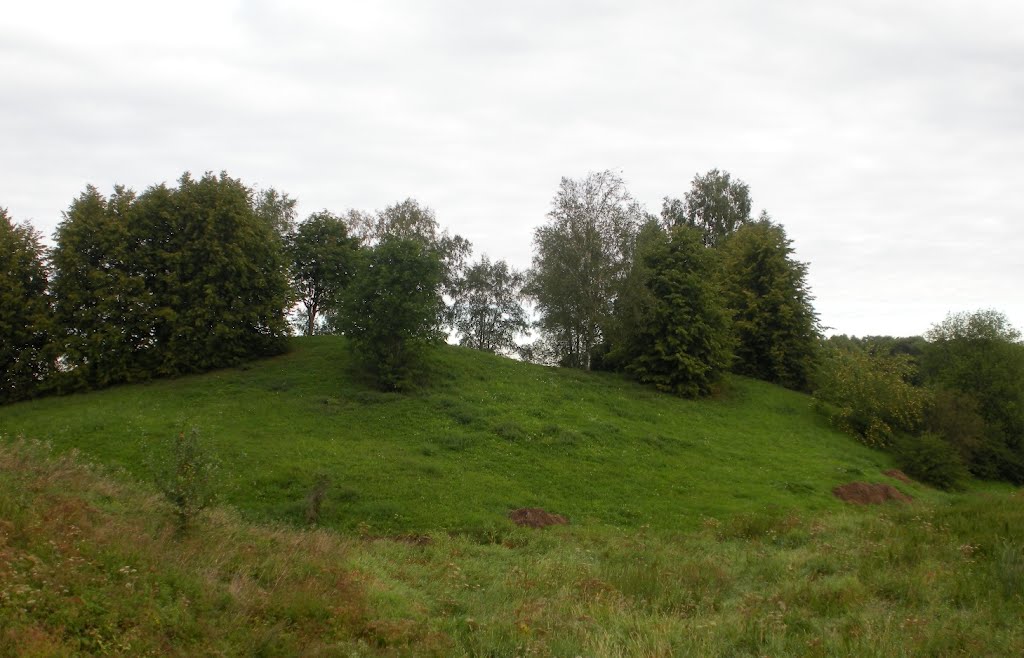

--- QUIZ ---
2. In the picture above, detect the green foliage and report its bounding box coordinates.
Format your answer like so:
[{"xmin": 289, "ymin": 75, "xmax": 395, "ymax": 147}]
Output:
[
  {"xmin": 814, "ymin": 346, "xmax": 929, "ymax": 447},
  {"xmin": 527, "ymin": 170, "xmax": 643, "ymax": 369},
  {"xmin": 253, "ymin": 187, "xmax": 298, "ymax": 242},
  {"xmin": 286, "ymin": 211, "xmax": 360, "ymax": 335},
  {"xmin": 355, "ymin": 198, "xmax": 472, "ymax": 328},
  {"xmin": 720, "ymin": 219, "xmax": 820, "ymax": 391},
  {"xmin": 616, "ymin": 225, "xmax": 733, "ymax": 397},
  {"xmin": 452, "ymin": 255, "xmax": 528, "ymax": 355},
  {"xmin": 924, "ymin": 389, "xmax": 1007, "ymax": 478},
  {"xmin": 0, "ymin": 208, "xmax": 53, "ymax": 403},
  {"xmin": 149, "ymin": 173, "xmax": 291, "ymax": 374},
  {"xmin": 147, "ymin": 427, "xmax": 218, "ymax": 532},
  {"xmin": 50, "ymin": 185, "xmax": 149, "ymax": 389},
  {"xmin": 341, "ymin": 238, "xmax": 445, "ymax": 390},
  {"xmin": 661, "ymin": 169, "xmax": 752, "ymax": 247},
  {"xmin": 893, "ymin": 432, "xmax": 968, "ymax": 490},
  {"xmin": 921, "ymin": 310, "xmax": 1024, "ymax": 482},
  {"xmin": 50, "ymin": 173, "xmax": 291, "ymax": 390}
]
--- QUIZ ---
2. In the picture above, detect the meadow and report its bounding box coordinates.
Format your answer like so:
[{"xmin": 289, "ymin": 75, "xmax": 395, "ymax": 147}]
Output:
[{"xmin": 1, "ymin": 337, "xmax": 1022, "ymax": 655}]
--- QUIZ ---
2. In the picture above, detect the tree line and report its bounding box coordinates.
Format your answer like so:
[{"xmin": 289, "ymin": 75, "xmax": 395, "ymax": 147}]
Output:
[
  {"xmin": 2, "ymin": 168, "xmax": 818, "ymax": 400},
  {"xmin": 814, "ymin": 311, "xmax": 1024, "ymax": 488},
  {"xmin": 3, "ymin": 168, "xmax": 1021, "ymax": 485}
]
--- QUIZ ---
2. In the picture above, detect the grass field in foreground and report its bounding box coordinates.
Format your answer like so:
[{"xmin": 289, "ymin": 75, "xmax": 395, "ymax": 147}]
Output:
[
  {"xmin": 0, "ymin": 337, "xmax": 919, "ymax": 535},
  {"xmin": 2, "ymin": 439, "xmax": 1023, "ymax": 656}
]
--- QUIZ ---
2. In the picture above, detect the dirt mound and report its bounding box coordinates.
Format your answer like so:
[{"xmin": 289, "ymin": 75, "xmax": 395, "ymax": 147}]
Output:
[
  {"xmin": 883, "ymin": 469, "xmax": 913, "ymax": 483},
  {"xmin": 833, "ymin": 482, "xmax": 913, "ymax": 505},
  {"xmin": 508, "ymin": 508, "xmax": 569, "ymax": 528}
]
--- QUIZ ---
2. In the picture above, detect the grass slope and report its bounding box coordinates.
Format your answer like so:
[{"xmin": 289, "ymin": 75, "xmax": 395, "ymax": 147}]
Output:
[
  {"xmin": 2, "ymin": 336, "xmax": 914, "ymax": 535},
  {"xmin": 2, "ymin": 439, "xmax": 1023, "ymax": 656}
]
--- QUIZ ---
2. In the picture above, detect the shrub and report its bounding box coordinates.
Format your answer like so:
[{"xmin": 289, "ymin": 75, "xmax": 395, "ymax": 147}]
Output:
[
  {"xmin": 148, "ymin": 428, "xmax": 218, "ymax": 532},
  {"xmin": 893, "ymin": 432, "xmax": 969, "ymax": 490},
  {"xmin": 813, "ymin": 347, "xmax": 929, "ymax": 447}
]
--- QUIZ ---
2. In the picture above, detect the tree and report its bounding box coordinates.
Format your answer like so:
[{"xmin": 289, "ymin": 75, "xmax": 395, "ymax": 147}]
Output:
[
  {"xmin": 0, "ymin": 208, "xmax": 52, "ymax": 403},
  {"xmin": 662, "ymin": 169, "xmax": 752, "ymax": 247},
  {"xmin": 719, "ymin": 218, "xmax": 820, "ymax": 391},
  {"xmin": 527, "ymin": 171, "xmax": 642, "ymax": 369},
  {"xmin": 614, "ymin": 225, "xmax": 733, "ymax": 397},
  {"xmin": 340, "ymin": 237, "xmax": 444, "ymax": 390},
  {"xmin": 921, "ymin": 310, "xmax": 1024, "ymax": 482},
  {"xmin": 453, "ymin": 256, "xmax": 528, "ymax": 355},
  {"xmin": 350, "ymin": 198, "xmax": 472, "ymax": 329},
  {"xmin": 51, "ymin": 173, "xmax": 292, "ymax": 388},
  {"xmin": 286, "ymin": 211, "xmax": 360, "ymax": 336},
  {"xmin": 253, "ymin": 187, "xmax": 298, "ymax": 242},
  {"xmin": 142, "ymin": 172, "xmax": 291, "ymax": 375},
  {"xmin": 51, "ymin": 185, "xmax": 151, "ymax": 389}
]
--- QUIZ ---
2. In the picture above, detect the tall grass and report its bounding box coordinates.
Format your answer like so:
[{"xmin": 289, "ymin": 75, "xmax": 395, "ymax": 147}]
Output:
[{"xmin": 2, "ymin": 438, "xmax": 1023, "ymax": 656}]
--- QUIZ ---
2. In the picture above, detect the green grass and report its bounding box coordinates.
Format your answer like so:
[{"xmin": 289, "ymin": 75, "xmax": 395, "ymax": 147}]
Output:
[
  {"xmin": 2, "ymin": 439, "xmax": 1023, "ymax": 656},
  {"xmin": 2, "ymin": 338, "xmax": 1023, "ymax": 654},
  {"xmin": 2, "ymin": 337, "xmax": 914, "ymax": 534}
]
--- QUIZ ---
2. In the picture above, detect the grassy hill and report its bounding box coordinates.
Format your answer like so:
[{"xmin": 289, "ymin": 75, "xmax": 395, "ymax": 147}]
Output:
[
  {"xmin": 2, "ymin": 336, "xmax": 910, "ymax": 535},
  {"xmin": 3, "ymin": 337, "xmax": 1024, "ymax": 655}
]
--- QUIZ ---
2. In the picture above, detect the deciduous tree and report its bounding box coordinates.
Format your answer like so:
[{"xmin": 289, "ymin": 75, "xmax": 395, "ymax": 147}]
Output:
[
  {"xmin": 340, "ymin": 237, "xmax": 444, "ymax": 390},
  {"xmin": 287, "ymin": 211, "xmax": 360, "ymax": 335},
  {"xmin": 51, "ymin": 185, "xmax": 151, "ymax": 388},
  {"xmin": 453, "ymin": 256, "xmax": 528, "ymax": 355},
  {"xmin": 527, "ymin": 171, "xmax": 642, "ymax": 369},
  {"xmin": 922, "ymin": 310, "xmax": 1024, "ymax": 482},
  {"xmin": 662, "ymin": 169, "xmax": 752, "ymax": 247},
  {"xmin": 0, "ymin": 208, "xmax": 52, "ymax": 402}
]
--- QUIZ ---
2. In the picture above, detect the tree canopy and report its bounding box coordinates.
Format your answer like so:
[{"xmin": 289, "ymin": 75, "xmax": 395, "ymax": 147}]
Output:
[
  {"xmin": 527, "ymin": 170, "xmax": 643, "ymax": 369},
  {"xmin": 0, "ymin": 208, "xmax": 52, "ymax": 403},
  {"xmin": 615, "ymin": 225, "xmax": 734, "ymax": 397},
  {"xmin": 662, "ymin": 169, "xmax": 753, "ymax": 247},
  {"xmin": 453, "ymin": 256, "xmax": 528, "ymax": 355},
  {"xmin": 719, "ymin": 218, "xmax": 820, "ymax": 391},
  {"xmin": 287, "ymin": 211, "xmax": 360, "ymax": 336},
  {"xmin": 49, "ymin": 173, "xmax": 290, "ymax": 389},
  {"xmin": 339, "ymin": 237, "xmax": 445, "ymax": 390}
]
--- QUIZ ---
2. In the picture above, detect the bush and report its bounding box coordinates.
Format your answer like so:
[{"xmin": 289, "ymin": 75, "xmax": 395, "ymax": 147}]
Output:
[
  {"xmin": 893, "ymin": 432, "xmax": 969, "ymax": 490},
  {"xmin": 147, "ymin": 428, "xmax": 218, "ymax": 532},
  {"xmin": 813, "ymin": 347, "xmax": 928, "ymax": 448}
]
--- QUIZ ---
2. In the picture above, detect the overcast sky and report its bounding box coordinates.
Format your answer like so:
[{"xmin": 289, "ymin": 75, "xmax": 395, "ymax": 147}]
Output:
[{"xmin": 2, "ymin": 0, "xmax": 1022, "ymax": 337}]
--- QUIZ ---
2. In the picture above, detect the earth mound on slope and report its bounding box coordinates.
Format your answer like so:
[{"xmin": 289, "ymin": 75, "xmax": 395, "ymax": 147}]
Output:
[
  {"xmin": 508, "ymin": 508, "xmax": 569, "ymax": 528},
  {"xmin": 833, "ymin": 482, "xmax": 913, "ymax": 505},
  {"xmin": 883, "ymin": 469, "xmax": 914, "ymax": 484}
]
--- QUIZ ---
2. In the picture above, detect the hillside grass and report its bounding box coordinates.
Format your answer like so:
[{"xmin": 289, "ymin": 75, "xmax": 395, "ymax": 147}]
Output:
[
  {"xmin": 2, "ymin": 438, "xmax": 1023, "ymax": 656},
  {"xmin": 1, "ymin": 337, "xmax": 919, "ymax": 535}
]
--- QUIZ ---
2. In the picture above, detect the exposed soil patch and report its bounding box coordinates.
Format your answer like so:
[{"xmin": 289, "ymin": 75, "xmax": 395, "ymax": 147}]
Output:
[
  {"xmin": 883, "ymin": 469, "xmax": 914, "ymax": 484},
  {"xmin": 833, "ymin": 482, "xmax": 913, "ymax": 505},
  {"xmin": 508, "ymin": 508, "xmax": 569, "ymax": 528}
]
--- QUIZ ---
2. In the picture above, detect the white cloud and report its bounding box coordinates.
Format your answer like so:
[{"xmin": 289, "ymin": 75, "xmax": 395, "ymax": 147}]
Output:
[{"xmin": 1, "ymin": 0, "xmax": 1022, "ymax": 336}]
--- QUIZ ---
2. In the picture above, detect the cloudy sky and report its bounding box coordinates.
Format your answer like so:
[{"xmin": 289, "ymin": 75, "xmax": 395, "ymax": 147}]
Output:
[{"xmin": 3, "ymin": 0, "xmax": 1022, "ymax": 337}]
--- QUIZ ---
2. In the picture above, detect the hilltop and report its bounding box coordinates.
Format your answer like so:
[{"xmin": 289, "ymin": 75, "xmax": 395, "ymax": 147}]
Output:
[{"xmin": 3, "ymin": 336, "xmax": 911, "ymax": 535}]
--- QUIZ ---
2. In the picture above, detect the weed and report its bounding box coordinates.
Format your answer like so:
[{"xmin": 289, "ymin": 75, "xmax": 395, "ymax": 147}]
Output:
[
  {"xmin": 146, "ymin": 427, "xmax": 218, "ymax": 533},
  {"xmin": 305, "ymin": 473, "xmax": 330, "ymax": 525}
]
